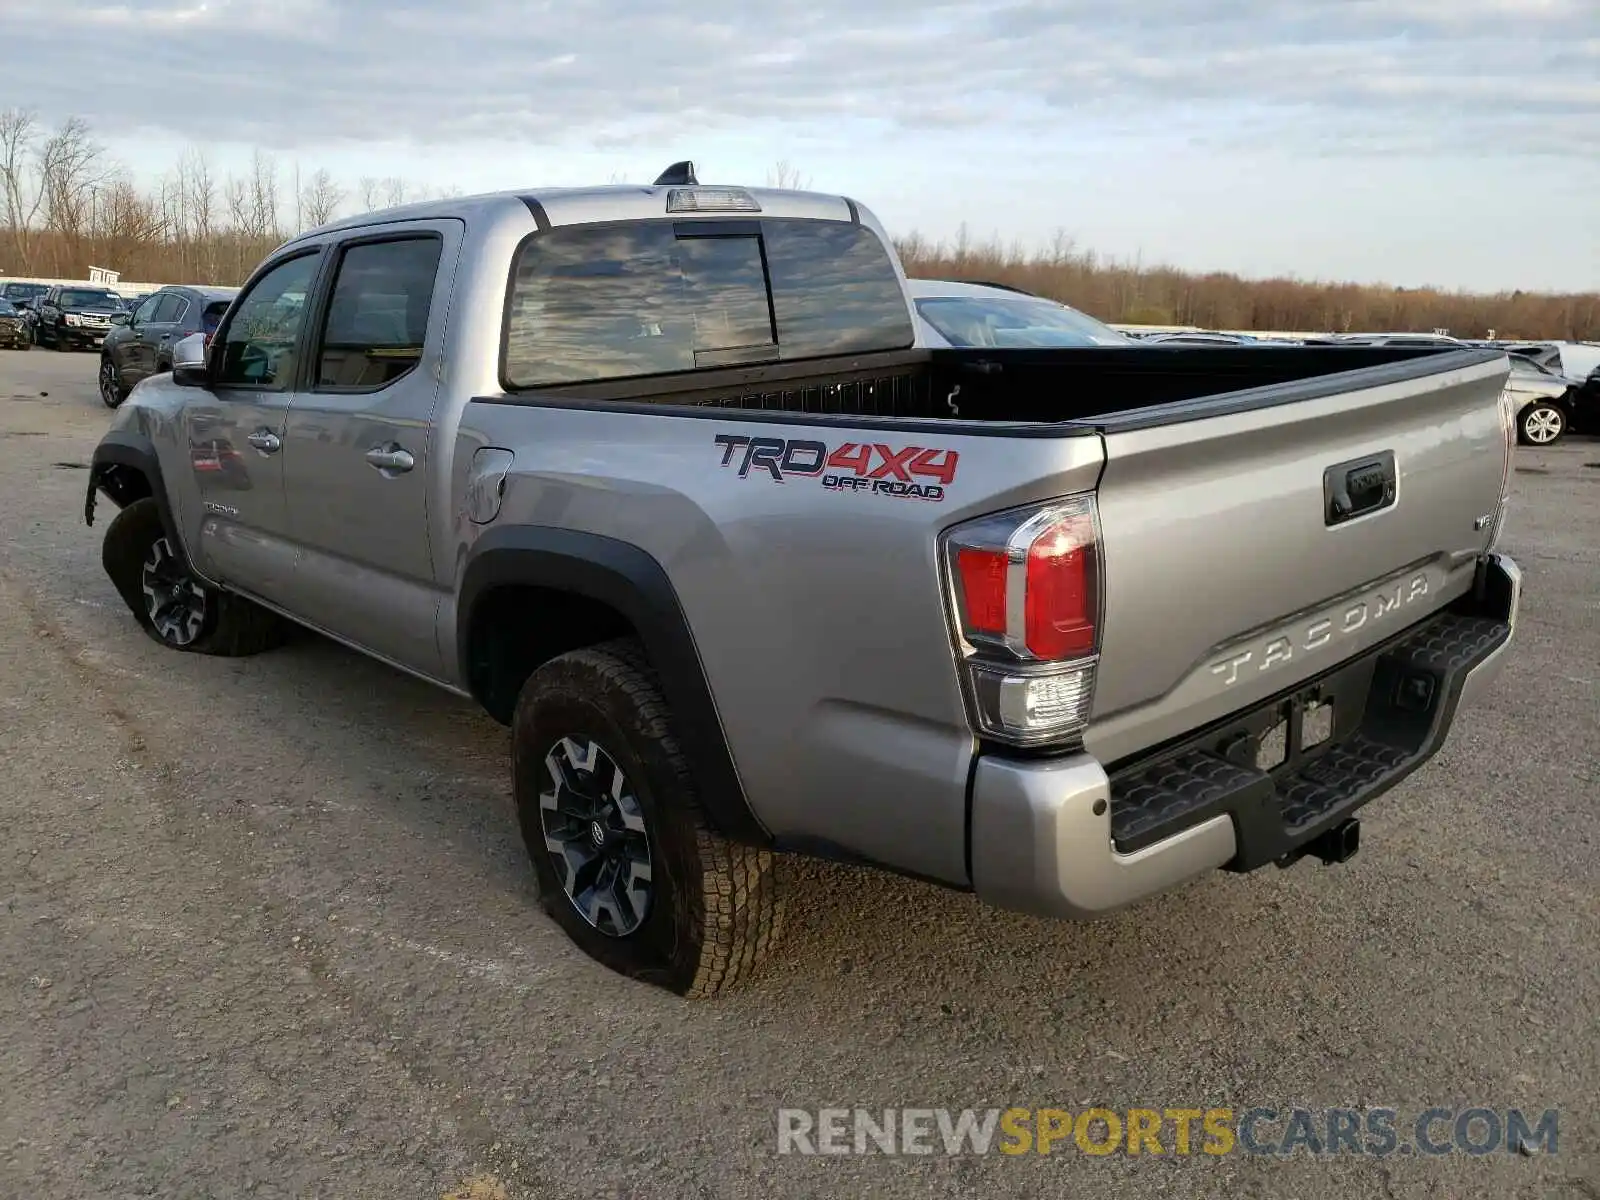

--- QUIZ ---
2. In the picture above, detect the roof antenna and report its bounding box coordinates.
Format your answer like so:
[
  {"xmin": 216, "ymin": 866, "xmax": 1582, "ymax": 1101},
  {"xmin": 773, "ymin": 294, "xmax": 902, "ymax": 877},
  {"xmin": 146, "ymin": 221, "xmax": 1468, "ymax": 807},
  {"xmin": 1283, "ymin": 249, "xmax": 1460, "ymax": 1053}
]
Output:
[{"xmin": 654, "ymin": 160, "xmax": 698, "ymax": 186}]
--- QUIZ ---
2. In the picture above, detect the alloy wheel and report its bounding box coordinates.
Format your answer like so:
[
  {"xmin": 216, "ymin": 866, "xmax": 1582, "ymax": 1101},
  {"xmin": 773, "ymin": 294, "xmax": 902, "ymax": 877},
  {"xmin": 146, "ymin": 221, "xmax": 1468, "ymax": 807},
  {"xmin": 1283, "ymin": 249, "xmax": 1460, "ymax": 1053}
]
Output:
[
  {"xmin": 1522, "ymin": 406, "xmax": 1564, "ymax": 445},
  {"xmin": 538, "ymin": 736, "xmax": 654, "ymax": 937},
  {"xmin": 99, "ymin": 359, "xmax": 123, "ymax": 407},
  {"xmin": 140, "ymin": 536, "xmax": 207, "ymax": 646}
]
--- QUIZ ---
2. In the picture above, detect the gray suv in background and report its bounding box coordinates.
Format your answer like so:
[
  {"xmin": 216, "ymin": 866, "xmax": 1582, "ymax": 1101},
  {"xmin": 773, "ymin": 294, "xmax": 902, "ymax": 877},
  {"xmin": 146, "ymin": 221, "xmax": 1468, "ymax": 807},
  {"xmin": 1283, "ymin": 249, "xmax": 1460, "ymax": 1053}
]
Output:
[
  {"xmin": 85, "ymin": 169, "xmax": 1523, "ymax": 997},
  {"xmin": 99, "ymin": 284, "xmax": 238, "ymax": 407}
]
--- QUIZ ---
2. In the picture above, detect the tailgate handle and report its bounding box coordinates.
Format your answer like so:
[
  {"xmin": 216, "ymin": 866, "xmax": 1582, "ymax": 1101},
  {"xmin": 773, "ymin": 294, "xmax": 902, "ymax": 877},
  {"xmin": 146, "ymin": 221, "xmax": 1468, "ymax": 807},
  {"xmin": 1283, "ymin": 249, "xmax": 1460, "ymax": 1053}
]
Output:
[{"xmin": 1324, "ymin": 451, "xmax": 1397, "ymax": 526}]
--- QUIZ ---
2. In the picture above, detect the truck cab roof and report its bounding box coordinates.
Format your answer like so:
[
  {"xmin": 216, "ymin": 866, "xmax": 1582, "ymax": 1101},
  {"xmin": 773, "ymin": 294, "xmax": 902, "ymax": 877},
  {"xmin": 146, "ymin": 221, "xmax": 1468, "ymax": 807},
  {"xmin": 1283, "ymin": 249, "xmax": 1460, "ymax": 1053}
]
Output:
[{"xmin": 293, "ymin": 183, "xmax": 868, "ymax": 242}]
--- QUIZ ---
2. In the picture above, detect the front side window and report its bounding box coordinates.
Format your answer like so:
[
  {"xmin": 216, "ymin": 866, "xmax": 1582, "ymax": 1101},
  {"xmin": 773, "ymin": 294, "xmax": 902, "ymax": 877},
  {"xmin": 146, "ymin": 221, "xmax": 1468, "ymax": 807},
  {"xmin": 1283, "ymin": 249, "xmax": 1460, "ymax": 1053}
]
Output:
[
  {"xmin": 314, "ymin": 236, "xmax": 443, "ymax": 390},
  {"xmin": 132, "ymin": 294, "xmax": 163, "ymax": 324},
  {"xmin": 215, "ymin": 251, "xmax": 321, "ymax": 390},
  {"xmin": 503, "ymin": 218, "xmax": 914, "ymax": 388}
]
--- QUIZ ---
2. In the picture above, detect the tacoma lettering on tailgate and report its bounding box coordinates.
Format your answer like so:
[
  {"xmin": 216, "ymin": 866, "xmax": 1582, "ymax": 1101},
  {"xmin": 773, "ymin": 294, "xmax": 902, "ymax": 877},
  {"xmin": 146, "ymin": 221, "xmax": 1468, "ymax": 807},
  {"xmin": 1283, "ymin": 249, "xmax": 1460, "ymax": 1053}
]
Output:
[
  {"xmin": 1207, "ymin": 572, "xmax": 1432, "ymax": 687},
  {"xmin": 713, "ymin": 434, "xmax": 957, "ymax": 502}
]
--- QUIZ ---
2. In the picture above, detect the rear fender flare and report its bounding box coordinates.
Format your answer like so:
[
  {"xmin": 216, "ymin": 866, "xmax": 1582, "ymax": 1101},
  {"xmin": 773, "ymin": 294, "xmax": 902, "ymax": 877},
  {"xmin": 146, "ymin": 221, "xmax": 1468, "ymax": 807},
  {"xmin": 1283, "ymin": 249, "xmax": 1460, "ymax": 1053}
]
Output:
[{"xmin": 458, "ymin": 526, "xmax": 771, "ymax": 846}]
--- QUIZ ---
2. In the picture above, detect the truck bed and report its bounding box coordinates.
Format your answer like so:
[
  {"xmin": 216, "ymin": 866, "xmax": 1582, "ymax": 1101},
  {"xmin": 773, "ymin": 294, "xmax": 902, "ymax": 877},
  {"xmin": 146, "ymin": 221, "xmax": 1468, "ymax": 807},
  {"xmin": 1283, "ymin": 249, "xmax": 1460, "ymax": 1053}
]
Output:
[{"xmin": 489, "ymin": 344, "xmax": 1505, "ymax": 428}]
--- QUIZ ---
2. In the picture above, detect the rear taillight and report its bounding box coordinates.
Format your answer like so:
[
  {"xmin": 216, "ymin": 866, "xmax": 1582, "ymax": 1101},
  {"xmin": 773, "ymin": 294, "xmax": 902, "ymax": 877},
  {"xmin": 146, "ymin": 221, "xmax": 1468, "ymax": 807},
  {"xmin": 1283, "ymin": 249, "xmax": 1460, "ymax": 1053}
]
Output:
[{"xmin": 943, "ymin": 496, "xmax": 1101, "ymax": 747}]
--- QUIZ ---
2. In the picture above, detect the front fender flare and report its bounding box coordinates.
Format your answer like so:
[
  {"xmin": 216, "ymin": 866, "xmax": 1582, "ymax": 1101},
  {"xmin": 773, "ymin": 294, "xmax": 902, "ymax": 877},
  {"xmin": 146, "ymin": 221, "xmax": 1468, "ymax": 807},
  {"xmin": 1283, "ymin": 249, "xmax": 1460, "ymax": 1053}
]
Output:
[
  {"xmin": 86, "ymin": 430, "xmax": 193, "ymax": 571},
  {"xmin": 458, "ymin": 526, "xmax": 771, "ymax": 846}
]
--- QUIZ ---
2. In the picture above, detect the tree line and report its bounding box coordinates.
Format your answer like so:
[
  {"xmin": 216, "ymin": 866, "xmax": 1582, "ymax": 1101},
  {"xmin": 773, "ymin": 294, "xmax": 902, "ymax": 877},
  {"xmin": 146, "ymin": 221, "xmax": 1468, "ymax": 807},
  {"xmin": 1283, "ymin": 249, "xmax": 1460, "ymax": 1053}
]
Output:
[
  {"xmin": 895, "ymin": 230, "xmax": 1600, "ymax": 340},
  {"xmin": 0, "ymin": 109, "xmax": 461, "ymax": 286},
  {"xmin": 2, "ymin": 109, "xmax": 1595, "ymax": 339}
]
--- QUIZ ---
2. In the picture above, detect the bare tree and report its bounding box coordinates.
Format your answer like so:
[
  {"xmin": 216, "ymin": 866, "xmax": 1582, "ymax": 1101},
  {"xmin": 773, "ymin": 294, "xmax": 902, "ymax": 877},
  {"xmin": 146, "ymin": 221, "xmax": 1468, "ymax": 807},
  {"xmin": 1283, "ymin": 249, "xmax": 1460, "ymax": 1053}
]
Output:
[
  {"xmin": 95, "ymin": 176, "xmax": 164, "ymax": 245},
  {"xmin": 766, "ymin": 160, "xmax": 811, "ymax": 190},
  {"xmin": 381, "ymin": 176, "xmax": 406, "ymax": 207},
  {"xmin": 249, "ymin": 149, "xmax": 280, "ymax": 238},
  {"xmin": 357, "ymin": 176, "xmax": 383, "ymax": 212},
  {"xmin": 180, "ymin": 147, "xmax": 217, "ymax": 278},
  {"xmin": 0, "ymin": 107, "xmax": 48, "ymax": 271},
  {"xmin": 225, "ymin": 149, "xmax": 281, "ymax": 241},
  {"xmin": 37, "ymin": 117, "xmax": 108, "ymax": 270},
  {"xmin": 300, "ymin": 167, "xmax": 344, "ymax": 227}
]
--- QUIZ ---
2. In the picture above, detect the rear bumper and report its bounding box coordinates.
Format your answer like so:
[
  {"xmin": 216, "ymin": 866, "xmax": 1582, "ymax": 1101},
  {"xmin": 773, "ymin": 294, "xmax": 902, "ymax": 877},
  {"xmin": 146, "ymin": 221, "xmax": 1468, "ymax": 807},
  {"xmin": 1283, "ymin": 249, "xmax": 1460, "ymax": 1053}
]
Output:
[{"xmin": 969, "ymin": 552, "xmax": 1521, "ymax": 920}]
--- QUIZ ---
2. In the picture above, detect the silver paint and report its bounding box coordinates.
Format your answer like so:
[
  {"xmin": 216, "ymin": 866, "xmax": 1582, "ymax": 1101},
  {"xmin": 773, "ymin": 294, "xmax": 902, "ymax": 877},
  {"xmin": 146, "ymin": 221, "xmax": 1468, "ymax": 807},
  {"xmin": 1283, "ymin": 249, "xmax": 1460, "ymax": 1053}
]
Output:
[{"xmin": 98, "ymin": 182, "xmax": 1522, "ymax": 904}]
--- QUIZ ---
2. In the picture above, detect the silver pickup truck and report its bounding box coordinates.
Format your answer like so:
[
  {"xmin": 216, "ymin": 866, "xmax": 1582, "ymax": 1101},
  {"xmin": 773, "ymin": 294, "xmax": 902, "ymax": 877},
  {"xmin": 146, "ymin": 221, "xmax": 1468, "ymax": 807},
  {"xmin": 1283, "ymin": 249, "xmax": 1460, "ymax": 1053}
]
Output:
[{"xmin": 86, "ymin": 165, "xmax": 1523, "ymax": 996}]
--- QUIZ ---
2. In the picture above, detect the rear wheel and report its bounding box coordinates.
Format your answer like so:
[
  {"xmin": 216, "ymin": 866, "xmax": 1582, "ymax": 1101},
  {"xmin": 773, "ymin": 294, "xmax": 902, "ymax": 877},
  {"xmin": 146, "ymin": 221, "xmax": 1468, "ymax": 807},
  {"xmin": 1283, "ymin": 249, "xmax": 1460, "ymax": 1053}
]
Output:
[
  {"xmin": 101, "ymin": 497, "xmax": 287, "ymax": 655},
  {"xmin": 99, "ymin": 357, "xmax": 128, "ymax": 408},
  {"xmin": 512, "ymin": 638, "xmax": 785, "ymax": 997},
  {"xmin": 1518, "ymin": 403, "xmax": 1566, "ymax": 445}
]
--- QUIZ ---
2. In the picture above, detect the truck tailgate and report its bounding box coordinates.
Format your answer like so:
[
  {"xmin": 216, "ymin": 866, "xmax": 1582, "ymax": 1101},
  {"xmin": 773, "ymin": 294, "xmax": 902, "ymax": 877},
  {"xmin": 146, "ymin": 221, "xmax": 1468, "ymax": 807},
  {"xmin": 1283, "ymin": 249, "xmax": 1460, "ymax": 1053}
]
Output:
[{"xmin": 1084, "ymin": 351, "xmax": 1511, "ymax": 765}]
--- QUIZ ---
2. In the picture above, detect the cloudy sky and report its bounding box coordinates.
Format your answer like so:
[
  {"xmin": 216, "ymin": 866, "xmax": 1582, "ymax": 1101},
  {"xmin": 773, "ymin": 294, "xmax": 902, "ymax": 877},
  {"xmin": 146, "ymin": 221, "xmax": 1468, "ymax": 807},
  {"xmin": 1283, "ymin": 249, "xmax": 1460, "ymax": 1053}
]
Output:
[{"xmin": 3, "ymin": 0, "xmax": 1597, "ymax": 292}]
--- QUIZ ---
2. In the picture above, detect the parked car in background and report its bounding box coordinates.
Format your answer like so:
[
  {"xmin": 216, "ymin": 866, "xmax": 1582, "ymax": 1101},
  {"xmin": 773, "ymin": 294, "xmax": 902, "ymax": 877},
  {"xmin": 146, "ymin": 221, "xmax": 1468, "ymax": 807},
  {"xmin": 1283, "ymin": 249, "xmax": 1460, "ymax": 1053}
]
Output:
[
  {"xmin": 99, "ymin": 285, "xmax": 238, "ymax": 407},
  {"xmin": 1141, "ymin": 330, "xmax": 1260, "ymax": 346},
  {"xmin": 909, "ymin": 278, "xmax": 1133, "ymax": 347},
  {"xmin": 1504, "ymin": 353, "xmax": 1584, "ymax": 445},
  {"xmin": 0, "ymin": 281, "xmax": 50, "ymax": 308},
  {"xmin": 1472, "ymin": 341, "xmax": 1562, "ymax": 370},
  {"xmin": 1549, "ymin": 341, "xmax": 1600, "ymax": 383},
  {"xmin": 1336, "ymin": 333, "xmax": 1467, "ymax": 348},
  {"xmin": 34, "ymin": 285, "xmax": 126, "ymax": 351},
  {"xmin": 0, "ymin": 298, "xmax": 30, "ymax": 349}
]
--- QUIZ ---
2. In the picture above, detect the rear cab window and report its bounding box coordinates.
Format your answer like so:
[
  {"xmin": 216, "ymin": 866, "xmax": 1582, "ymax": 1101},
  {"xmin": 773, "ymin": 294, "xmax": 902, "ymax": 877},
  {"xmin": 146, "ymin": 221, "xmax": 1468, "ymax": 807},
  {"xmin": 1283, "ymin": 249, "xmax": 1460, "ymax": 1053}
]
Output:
[{"xmin": 502, "ymin": 218, "xmax": 914, "ymax": 389}]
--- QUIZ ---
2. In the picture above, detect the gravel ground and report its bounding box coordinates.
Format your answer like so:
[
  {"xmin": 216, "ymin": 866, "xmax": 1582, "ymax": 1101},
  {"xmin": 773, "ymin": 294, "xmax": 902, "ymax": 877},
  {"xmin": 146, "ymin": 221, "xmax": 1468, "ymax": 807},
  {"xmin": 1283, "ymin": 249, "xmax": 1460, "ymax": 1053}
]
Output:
[{"xmin": 1, "ymin": 348, "xmax": 1596, "ymax": 1200}]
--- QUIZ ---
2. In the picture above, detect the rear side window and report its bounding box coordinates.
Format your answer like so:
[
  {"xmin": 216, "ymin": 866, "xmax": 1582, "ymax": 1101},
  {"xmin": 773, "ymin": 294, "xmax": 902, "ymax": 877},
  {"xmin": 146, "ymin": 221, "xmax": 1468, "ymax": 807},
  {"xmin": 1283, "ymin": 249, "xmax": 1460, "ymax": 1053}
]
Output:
[
  {"xmin": 151, "ymin": 294, "xmax": 186, "ymax": 323},
  {"xmin": 314, "ymin": 235, "xmax": 442, "ymax": 390},
  {"xmin": 503, "ymin": 218, "xmax": 913, "ymax": 388}
]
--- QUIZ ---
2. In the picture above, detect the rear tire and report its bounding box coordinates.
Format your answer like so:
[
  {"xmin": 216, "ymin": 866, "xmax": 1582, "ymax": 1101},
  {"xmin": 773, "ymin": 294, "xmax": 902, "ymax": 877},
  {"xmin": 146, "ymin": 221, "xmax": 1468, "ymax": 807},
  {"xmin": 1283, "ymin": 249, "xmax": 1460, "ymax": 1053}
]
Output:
[
  {"xmin": 101, "ymin": 497, "xmax": 288, "ymax": 656},
  {"xmin": 99, "ymin": 357, "xmax": 128, "ymax": 408},
  {"xmin": 1517, "ymin": 403, "xmax": 1566, "ymax": 445},
  {"xmin": 512, "ymin": 637, "xmax": 785, "ymax": 997}
]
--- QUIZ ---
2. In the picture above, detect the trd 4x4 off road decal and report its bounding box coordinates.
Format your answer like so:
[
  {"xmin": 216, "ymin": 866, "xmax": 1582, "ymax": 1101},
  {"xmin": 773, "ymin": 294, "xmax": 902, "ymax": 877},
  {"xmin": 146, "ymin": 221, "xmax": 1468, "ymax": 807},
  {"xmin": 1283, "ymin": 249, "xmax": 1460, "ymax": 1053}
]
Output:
[{"xmin": 713, "ymin": 434, "xmax": 957, "ymax": 502}]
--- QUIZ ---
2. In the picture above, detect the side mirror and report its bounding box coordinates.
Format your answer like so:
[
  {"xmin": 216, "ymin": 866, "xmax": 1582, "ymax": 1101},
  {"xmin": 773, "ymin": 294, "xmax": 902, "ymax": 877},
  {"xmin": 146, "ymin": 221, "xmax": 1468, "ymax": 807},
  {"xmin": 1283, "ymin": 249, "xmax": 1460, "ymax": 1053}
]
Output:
[
  {"xmin": 171, "ymin": 333, "xmax": 210, "ymax": 387},
  {"xmin": 110, "ymin": 312, "xmax": 131, "ymax": 325}
]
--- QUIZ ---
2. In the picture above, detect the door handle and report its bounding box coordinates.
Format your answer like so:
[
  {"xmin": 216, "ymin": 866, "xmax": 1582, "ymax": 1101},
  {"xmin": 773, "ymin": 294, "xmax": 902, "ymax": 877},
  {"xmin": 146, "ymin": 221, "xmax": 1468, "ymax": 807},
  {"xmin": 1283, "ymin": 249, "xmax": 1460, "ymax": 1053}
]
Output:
[
  {"xmin": 246, "ymin": 429, "xmax": 281, "ymax": 454},
  {"xmin": 365, "ymin": 444, "xmax": 414, "ymax": 474}
]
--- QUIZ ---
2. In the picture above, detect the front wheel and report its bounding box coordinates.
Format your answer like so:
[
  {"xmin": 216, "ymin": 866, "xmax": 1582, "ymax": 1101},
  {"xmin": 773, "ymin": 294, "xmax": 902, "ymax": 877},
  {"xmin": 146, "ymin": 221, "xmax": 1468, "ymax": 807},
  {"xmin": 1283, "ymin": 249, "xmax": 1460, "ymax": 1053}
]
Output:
[
  {"xmin": 101, "ymin": 497, "xmax": 288, "ymax": 655},
  {"xmin": 512, "ymin": 638, "xmax": 786, "ymax": 997},
  {"xmin": 1518, "ymin": 403, "xmax": 1566, "ymax": 446},
  {"xmin": 99, "ymin": 357, "xmax": 128, "ymax": 408}
]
